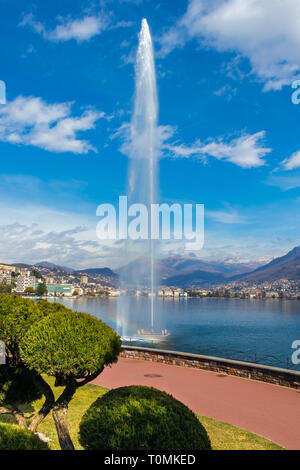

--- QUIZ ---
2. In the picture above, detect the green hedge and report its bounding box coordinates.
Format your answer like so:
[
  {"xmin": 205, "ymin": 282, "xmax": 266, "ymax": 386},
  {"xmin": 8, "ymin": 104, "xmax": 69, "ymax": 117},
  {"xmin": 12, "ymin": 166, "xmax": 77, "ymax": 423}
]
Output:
[
  {"xmin": 0, "ymin": 424, "xmax": 50, "ymax": 450},
  {"xmin": 79, "ymin": 386, "xmax": 211, "ymax": 451}
]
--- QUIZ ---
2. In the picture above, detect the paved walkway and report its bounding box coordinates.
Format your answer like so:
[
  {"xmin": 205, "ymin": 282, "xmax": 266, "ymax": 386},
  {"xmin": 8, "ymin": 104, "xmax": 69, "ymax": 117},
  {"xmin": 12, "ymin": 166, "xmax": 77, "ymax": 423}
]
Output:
[{"xmin": 93, "ymin": 357, "xmax": 300, "ymax": 450}]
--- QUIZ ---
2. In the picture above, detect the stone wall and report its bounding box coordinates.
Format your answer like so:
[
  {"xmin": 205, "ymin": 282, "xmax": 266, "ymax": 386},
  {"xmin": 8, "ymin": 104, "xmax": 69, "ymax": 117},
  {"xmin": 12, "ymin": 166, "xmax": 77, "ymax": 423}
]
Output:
[{"xmin": 121, "ymin": 346, "xmax": 300, "ymax": 389}]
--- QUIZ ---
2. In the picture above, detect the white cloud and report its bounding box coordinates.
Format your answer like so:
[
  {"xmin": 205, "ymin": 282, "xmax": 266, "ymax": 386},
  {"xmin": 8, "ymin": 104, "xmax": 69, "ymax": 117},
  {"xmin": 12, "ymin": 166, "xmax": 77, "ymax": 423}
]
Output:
[
  {"xmin": 20, "ymin": 13, "xmax": 108, "ymax": 42},
  {"xmin": 282, "ymin": 150, "xmax": 300, "ymax": 170},
  {"xmin": 206, "ymin": 207, "xmax": 248, "ymax": 224},
  {"xmin": 165, "ymin": 131, "xmax": 271, "ymax": 168},
  {"xmin": 114, "ymin": 118, "xmax": 270, "ymax": 168},
  {"xmin": 0, "ymin": 96, "xmax": 105, "ymax": 153},
  {"xmin": 159, "ymin": 0, "xmax": 300, "ymax": 90}
]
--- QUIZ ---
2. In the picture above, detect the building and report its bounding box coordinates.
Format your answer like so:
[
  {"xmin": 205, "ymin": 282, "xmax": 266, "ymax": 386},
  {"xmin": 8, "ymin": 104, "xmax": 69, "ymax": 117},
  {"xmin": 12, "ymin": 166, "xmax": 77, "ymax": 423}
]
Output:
[
  {"xmin": 0, "ymin": 263, "xmax": 15, "ymax": 273},
  {"xmin": 16, "ymin": 275, "xmax": 36, "ymax": 293},
  {"xmin": 80, "ymin": 275, "xmax": 89, "ymax": 285},
  {"xmin": 15, "ymin": 267, "xmax": 31, "ymax": 276},
  {"xmin": 44, "ymin": 284, "xmax": 74, "ymax": 297}
]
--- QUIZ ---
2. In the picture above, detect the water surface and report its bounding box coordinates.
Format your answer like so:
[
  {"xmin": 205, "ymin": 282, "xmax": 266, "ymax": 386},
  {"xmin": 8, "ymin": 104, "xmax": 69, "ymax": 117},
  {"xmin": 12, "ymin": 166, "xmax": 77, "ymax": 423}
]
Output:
[{"xmin": 51, "ymin": 297, "xmax": 300, "ymax": 370}]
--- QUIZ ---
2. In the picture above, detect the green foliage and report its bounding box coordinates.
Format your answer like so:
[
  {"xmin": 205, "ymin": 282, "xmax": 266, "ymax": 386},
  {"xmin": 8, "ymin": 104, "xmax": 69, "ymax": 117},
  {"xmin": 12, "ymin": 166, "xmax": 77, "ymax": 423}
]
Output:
[
  {"xmin": 79, "ymin": 386, "xmax": 212, "ymax": 451},
  {"xmin": 31, "ymin": 269, "xmax": 44, "ymax": 280},
  {"xmin": 36, "ymin": 300, "xmax": 72, "ymax": 316},
  {"xmin": 0, "ymin": 423, "xmax": 49, "ymax": 450},
  {"xmin": 0, "ymin": 365, "xmax": 41, "ymax": 406},
  {"xmin": 36, "ymin": 282, "xmax": 47, "ymax": 296},
  {"xmin": 0, "ymin": 279, "xmax": 11, "ymax": 294},
  {"xmin": 20, "ymin": 311, "xmax": 121, "ymax": 381},
  {"xmin": 24, "ymin": 287, "xmax": 35, "ymax": 294},
  {"xmin": 0, "ymin": 295, "xmax": 42, "ymax": 360}
]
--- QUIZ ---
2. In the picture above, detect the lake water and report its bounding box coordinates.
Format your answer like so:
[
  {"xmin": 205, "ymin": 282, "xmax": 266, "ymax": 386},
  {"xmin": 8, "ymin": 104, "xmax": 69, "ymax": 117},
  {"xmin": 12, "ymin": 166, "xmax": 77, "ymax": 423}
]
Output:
[{"xmin": 51, "ymin": 296, "xmax": 300, "ymax": 370}]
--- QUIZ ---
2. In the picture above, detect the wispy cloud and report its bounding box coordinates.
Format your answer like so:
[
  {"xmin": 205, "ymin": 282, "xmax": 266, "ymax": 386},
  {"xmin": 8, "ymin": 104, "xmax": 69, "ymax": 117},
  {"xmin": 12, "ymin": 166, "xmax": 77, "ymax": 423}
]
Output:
[
  {"xmin": 0, "ymin": 96, "xmax": 106, "ymax": 153},
  {"xmin": 159, "ymin": 0, "xmax": 300, "ymax": 91},
  {"xmin": 20, "ymin": 13, "xmax": 108, "ymax": 42},
  {"xmin": 206, "ymin": 207, "xmax": 248, "ymax": 224},
  {"xmin": 266, "ymin": 173, "xmax": 300, "ymax": 191},
  {"xmin": 164, "ymin": 131, "xmax": 271, "ymax": 169},
  {"xmin": 113, "ymin": 119, "xmax": 271, "ymax": 168},
  {"xmin": 281, "ymin": 150, "xmax": 300, "ymax": 171}
]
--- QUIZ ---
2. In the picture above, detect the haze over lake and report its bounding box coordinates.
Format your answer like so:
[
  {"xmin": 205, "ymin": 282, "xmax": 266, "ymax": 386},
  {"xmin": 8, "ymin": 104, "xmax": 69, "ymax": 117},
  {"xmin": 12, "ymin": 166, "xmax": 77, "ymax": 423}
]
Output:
[{"xmin": 51, "ymin": 297, "xmax": 300, "ymax": 370}]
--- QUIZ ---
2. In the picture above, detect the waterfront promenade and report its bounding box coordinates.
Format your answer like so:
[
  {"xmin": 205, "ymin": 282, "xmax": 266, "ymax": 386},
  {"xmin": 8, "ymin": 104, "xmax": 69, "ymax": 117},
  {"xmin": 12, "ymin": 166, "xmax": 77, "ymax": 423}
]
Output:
[{"xmin": 93, "ymin": 357, "xmax": 300, "ymax": 450}]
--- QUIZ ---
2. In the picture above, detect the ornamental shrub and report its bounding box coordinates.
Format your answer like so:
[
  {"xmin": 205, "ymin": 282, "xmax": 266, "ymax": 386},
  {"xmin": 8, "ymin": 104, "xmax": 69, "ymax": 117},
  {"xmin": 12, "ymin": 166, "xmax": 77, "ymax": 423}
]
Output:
[
  {"xmin": 20, "ymin": 310, "xmax": 121, "ymax": 381},
  {"xmin": 36, "ymin": 300, "xmax": 72, "ymax": 316},
  {"xmin": 0, "ymin": 295, "xmax": 42, "ymax": 361},
  {"xmin": 0, "ymin": 423, "xmax": 49, "ymax": 450},
  {"xmin": 79, "ymin": 386, "xmax": 211, "ymax": 451}
]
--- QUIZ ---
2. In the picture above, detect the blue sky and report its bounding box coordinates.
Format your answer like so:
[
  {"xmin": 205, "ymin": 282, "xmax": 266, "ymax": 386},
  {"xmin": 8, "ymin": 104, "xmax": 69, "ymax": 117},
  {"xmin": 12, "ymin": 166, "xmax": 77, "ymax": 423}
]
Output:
[{"xmin": 1, "ymin": 0, "xmax": 300, "ymax": 268}]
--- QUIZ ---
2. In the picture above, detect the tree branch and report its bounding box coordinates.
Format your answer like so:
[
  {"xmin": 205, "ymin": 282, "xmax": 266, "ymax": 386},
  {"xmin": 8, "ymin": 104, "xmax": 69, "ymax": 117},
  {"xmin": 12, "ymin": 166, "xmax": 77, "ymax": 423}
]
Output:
[
  {"xmin": 28, "ymin": 373, "xmax": 55, "ymax": 433},
  {"xmin": 11, "ymin": 406, "xmax": 27, "ymax": 428},
  {"xmin": 76, "ymin": 367, "xmax": 104, "ymax": 388},
  {"xmin": 0, "ymin": 406, "xmax": 12, "ymax": 415}
]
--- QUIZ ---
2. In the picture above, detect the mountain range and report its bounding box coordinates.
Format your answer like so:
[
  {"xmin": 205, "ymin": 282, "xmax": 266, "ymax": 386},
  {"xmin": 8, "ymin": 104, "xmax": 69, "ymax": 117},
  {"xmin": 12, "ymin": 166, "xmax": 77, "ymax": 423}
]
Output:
[{"xmin": 10, "ymin": 246, "xmax": 300, "ymax": 287}]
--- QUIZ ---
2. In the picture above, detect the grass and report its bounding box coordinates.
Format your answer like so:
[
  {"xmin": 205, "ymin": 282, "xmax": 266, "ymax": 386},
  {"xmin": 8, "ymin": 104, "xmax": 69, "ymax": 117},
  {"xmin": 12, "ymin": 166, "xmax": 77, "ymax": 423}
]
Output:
[{"xmin": 0, "ymin": 376, "xmax": 283, "ymax": 450}]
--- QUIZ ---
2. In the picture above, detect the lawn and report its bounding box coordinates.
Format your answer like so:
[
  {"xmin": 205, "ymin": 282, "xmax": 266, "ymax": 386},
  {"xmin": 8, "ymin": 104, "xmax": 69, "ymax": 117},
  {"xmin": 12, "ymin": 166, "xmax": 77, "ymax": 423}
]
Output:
[{"xmin": 0, "ymin": 377, "xmax": 283, "ymax": 450}]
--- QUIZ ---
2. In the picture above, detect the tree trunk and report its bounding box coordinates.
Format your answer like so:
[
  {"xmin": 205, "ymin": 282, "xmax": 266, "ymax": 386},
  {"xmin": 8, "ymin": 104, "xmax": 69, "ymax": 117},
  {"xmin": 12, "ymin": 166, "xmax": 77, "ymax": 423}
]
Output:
[
  {"xmin": 52, "ymin": 404, "xmax": 74, "ymax": 450},
  {"xmin": 52, "ymin": 380, "xmax": 77, "ymax": 450},
  {"xmin": 28, "ymin": 373, "xmax": 55, "ymax": 433},
  {"xmin": 11, "ymin": 407, "xmax": 27, "ymax": 429}
]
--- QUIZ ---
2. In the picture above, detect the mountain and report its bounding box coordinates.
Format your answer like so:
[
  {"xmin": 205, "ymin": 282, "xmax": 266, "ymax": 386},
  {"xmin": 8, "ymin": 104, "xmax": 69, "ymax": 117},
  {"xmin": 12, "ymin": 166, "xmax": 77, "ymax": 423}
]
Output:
[
  {"xmin": 163, "ymin": 270, "xmax": 227, "ymax": 288},
  {"xmin": 35, "ymin": 261, "xmax": 74, "ymax": 272},
  {"xmin": 117, "ymin": 255, "xmax": 259, "ymax": 287},
  {"xmin": 75, "ymin": 267, "xmax": 118, "ymax": 278},
  {"xmin": 234, "ymin": 246, "xmax": 300, "ymax": 282}
]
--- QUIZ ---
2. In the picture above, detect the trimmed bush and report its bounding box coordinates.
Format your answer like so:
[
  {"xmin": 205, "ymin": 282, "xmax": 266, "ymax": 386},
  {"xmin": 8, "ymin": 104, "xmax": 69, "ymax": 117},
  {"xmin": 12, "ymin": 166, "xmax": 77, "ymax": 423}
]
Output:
[
  {"xmin": 36, "ymin": 300, "xmax": 72, "ymax": 316},
  {"xmin": 20, "ymin": 310, "xmax": 121, "ymax": 380},
  {"xmin": 0, "ymin": 295, "xmax": 42, "ymax": 361},
  {"xmin": 0, "ymin": 423, "xmax": 49, "ymax": 450},
  {"xmin": 79, "ymin": 386, "xmax": 211, "ymax": 451}
]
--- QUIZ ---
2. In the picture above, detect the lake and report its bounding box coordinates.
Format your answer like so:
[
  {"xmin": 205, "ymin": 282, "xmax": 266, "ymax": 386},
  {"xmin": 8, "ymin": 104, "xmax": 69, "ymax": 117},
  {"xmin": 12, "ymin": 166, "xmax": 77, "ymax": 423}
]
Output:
[{"xmin": 50, "ymin": 296, "xmax": 300, "ymax": 370}]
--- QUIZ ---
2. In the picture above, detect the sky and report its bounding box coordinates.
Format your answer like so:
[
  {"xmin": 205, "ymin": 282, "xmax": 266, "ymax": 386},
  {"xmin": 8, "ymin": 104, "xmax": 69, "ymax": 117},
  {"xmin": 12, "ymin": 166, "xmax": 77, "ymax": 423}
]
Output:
[{"xmin": 1, "ymin": 0, "xmax": 300, "ymax": 268}]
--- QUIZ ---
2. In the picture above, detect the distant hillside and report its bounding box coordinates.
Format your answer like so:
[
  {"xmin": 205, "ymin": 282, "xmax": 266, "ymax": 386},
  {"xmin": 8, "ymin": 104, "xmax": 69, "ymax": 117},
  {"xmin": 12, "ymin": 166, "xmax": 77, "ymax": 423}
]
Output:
[
  {"xmin": 117, "ymin": 255, "xmax": 259, "ymax": 287},
  {"xmin": 234, "ymin": 246, "xmax": 300, "ymax": 282},
  {"xmin": 163, "ymin": 270, "xmax": 226, "ymax": 288},
  {"xmin": 35, "ymin": 261, "xmax": 74, "ymax": 272},
  {"xmin": 75, "ymin": 267, "xmax": 118, "ymax": 278}
]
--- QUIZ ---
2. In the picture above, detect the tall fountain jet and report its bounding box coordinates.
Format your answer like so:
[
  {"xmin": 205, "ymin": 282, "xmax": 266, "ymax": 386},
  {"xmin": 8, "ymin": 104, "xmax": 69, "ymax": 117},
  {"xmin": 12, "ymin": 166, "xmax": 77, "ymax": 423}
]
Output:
[{"xmin": 118, "ymin": 19, "xmax": 161, "ymax": 340}]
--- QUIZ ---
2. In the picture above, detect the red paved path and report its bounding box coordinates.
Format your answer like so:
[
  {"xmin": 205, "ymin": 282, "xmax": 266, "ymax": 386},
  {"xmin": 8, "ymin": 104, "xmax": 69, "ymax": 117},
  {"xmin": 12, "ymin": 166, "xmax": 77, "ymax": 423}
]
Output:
[{"xmin": 93, "ymin": 357, "xmax": 300, "ymax": 450}]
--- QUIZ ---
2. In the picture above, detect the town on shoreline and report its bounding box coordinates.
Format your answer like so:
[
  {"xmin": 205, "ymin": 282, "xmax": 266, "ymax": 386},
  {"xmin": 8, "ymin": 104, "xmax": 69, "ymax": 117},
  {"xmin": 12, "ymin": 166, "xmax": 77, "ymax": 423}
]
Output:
[{"xmin": 1, "ymin": 261, "xmax": 300, "ymax": 300}]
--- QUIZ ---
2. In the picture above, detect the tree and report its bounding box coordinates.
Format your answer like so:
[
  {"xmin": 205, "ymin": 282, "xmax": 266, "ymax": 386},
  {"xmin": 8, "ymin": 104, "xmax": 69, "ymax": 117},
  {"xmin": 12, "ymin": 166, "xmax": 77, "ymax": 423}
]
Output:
[
  {"xmin": 79, "ymin": 386, "xmax": 211, "ymax": 450},
  {"xmin": 0, "ymin": 295, "xmax": 54, "ymax": 431},
  {"xmin": 24, "ymin": 287, "xmax": 35, "ymax": 295},
  {"xmin": 0, "ymin": 279, "xmax": 11, "ymax": 294},
  {"xmin": 30, "ymin": 269, "xmax": 44, "ymax": 280},
  {"xmin": 20, "ymin": 310, "xmax": 121, "ymax": 450},
  {"xmin": 36, "ymin": 282, "xmax": 47, "ymax": 297}
]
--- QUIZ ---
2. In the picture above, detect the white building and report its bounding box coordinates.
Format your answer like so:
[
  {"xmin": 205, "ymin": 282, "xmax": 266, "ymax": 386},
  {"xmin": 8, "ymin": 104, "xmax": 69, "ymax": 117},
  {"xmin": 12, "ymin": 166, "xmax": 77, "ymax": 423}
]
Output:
[{"xmin": 15, "ymin": 275, "xmax": 36, "ymax": 293}]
